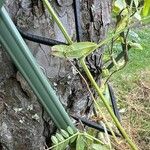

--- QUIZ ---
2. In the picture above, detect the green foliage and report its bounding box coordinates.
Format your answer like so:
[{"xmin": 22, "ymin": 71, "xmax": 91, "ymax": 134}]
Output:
[
  {"xmin": 51, "ymin": 136, "xmax": 59, "ymax": 145},
  {"xmin": 142, "ymin": 0, "xmax": 150, "ymax": 16},
  {"xmin": 102, "ymin": 69, "xmax": 110, "ymax": 78},
  {"xmin": 112, "ymin": 27, "xmax": 150, "ymax": 150},
  {"xmin": 91, "ymin": 144, "xmax": 110, "ymax": 150},
  {"xmin": 128, "ymin": 41, "xmax": 143, "ymax": 50},
  {"xmin": 60, "ymin": 129, "xmax": 69, "ymax": 138},
  {"xmin": 48, "ymin": 127, "xmax": 109, "ymax": 150},
  {"xmin": 67, "ymin": 126, "xmax": 74, "ymax": 135},
  {"xmin": 113, "ymin": 0, "xmax": 127, "ymax": 13},
  {"xmin": 112, "ymin": 27, "xmax": 150, "ymax": 82},
  {"xmin": 76, "ymin": 135, "xmax": 86, "ymax": 150},
  {"xmin": 43, "ymin": 0, "xmax": 150, "ymax": 149},
  {"xmin": 51, "ymin": 42, "xmax": 97, "ymax": 59},
  {"xmin": 133, "ymin": 0, "xmax": 139, "ymax": 8},
  {"xmin": 49, "ymin": 126, "xmax": 78, "ymax": 150}
]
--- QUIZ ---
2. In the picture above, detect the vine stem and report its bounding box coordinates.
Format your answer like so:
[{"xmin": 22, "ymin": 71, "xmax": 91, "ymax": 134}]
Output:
[
  {"xmin": 80, "ymin": 58, "xmax": 138, "ymax": 150},
  {"xmin": 68, "ymin": 60, "xmax": 119, "ymax": 144},
  {"xmin": 42, "ymin": 0, "xmax": 73, "ymax": 45}
]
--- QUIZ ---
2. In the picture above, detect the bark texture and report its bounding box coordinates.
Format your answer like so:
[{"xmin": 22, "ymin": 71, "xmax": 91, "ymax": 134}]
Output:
[{"xmin": 0, "ymin": 0, "xmax": 111, "ymax": 149}]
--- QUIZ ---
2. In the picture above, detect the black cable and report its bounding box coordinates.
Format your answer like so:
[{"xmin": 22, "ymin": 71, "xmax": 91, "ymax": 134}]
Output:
[
  {"xmin": 108, "ymin": 84, "xmax": 124, "ymax": 137},
  {"xmin": 18, "ymin": 28, "xmax": 67, "ymax": 46},
  {"xmin": 73, "ymin": 0, "xmax": 82, "ymax": 42},
  {"xmin": 108, "ymin": 84, "xmax": 121, "ymax": 122},
  {"xmin": 71, "ymin": 115, "xmax": 120, "ymax": 137}
]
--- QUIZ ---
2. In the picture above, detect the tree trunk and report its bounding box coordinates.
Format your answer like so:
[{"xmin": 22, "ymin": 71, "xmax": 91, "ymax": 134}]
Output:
[{"xmin": 0, "ymin": 0, "xmax": 111, "ymax": 149}]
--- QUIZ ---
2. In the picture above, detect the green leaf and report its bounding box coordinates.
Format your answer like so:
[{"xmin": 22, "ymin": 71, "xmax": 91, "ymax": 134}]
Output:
[
  {"xmin": 102, "ymin": 54, "xmax": 111, "ymax": 62},
  {"xmin": 103, "ymin": 85, "xmax": 111, "ymax": 104},
  {"xmin": 129, "ymin": 41, "xmax": 143, "ymax": 50},
  {"xmin": 115, "ymin": 36, "xmax": 124, "ymax": 43},
  {"xmin": 102, "ymin": 69, "xmax": 110, "ymax": 78},
  {"xmin": 142, "ymin": 0, "xmax": 150, "ymax": 16},
  {"xmin": 67, "ymin": 126, "xmax": 75, "ymax": 135},
  {"xmin": 120, "ymin": 8, "xmax": 129, "ymax": 17},
  {"xmin": 51, "ymin": 42, "xmax": 97, "ymax": 59},
  {"xmin": 115, "ymin": 16, "xmax": 129, "ymax": 33},
  {"xmin": 133, "ymin": 0, "xmax": 139, "ymax": 8},
  {"xmin": 56, "ymin": 140, "xmax": 69, "ymax": 150},
  {"xmin": 117, "ymin": 60, "xmax": 125, "ymax": 67},
  {"xmin": 134, "ymin": 11, "xmax": 141, "ymax": 21},
  {"xmin": 113, "ymin": 0, "xmax": 126, "ymax": 13},
  {"xmin": 70, "ymin": 135, "xmax": 78, "ymax": 144},
  {"xmin": 142, "ymin": 16, "xmax": 150, "ymax": 24},
  {"xmin": 51, "ymin": 136, "xmax": 59, "ymax": 144},
  {"xmin": 76, "ymin": 135, "xmax": 86, "ymax": 150},
  {"xmin": 90, "ymin": 143, "xmax": 110, "ymax": 150},
  {"xmin": 56, "ymin": 133, "xmax": 65, "ymax": 141},
  {"xmin": 60, "ymin": 129, "xmax": 69, "ymax": 138},
  {"xmin": 128, "ymin": 30, "xmax": 141, "ymax": 42}
]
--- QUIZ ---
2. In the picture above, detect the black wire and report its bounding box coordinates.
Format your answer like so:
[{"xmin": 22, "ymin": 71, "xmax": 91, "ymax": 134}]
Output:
[
  {"xmin": 108, "ymin": 84, "xmax": 121, "ymax": 122},
  {"xmin": 18, "ymin": 28, "xmax": 67, "ymax": 46},
  {"xmin": 73, "ymin": 0, "xmax": 82, "ymax": 42},
  {"xmin": 108, "ymin": 84, "xmax": 125, "ymax": 137},
  {"xmin": 71, "ymin": 115, "xmax": 121, "ymax": 137}
]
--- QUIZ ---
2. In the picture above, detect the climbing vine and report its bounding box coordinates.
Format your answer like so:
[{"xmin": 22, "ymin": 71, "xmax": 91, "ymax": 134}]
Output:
[{"xmin": 42, "ymin": 0, "xmax": 150, "ymax": 149}]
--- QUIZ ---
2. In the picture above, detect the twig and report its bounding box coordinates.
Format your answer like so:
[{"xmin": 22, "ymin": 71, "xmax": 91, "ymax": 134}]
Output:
[
  {"xmin": 68, "ymin": 59, "xmax": 120, "ymax": 143},
  {"xmin": 42, "ymin": 0, "xmax": 73, "ymax": 45}
]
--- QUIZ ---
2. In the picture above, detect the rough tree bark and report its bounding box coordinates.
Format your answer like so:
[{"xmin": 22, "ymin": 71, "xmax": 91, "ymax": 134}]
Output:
[{"xmin": 0, "ymin": 0, "xmax": 111, "ymax": 149}]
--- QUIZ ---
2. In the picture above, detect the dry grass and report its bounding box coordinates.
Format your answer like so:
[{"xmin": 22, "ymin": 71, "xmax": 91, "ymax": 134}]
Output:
[{"xmin": 112, "ymin": 70, "xmax": 150, "ymax": 150}]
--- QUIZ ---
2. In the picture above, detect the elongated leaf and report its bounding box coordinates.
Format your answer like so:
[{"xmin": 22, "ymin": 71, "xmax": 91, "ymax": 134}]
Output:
[
  {"xmin": 91, "ymin": 144, "xmax": 109, "ymax": 150},
  {"xmin": 51, "ymin": 42, "xmax": 97, "ymax": 59},
  {"xmin": 128, "ymin": 30, "xmax": 141, "ymax": 42},
  {"xmin": 55, "ymin": 140, "xmax": 69, "ymax": 150},
  {"xmin": 67, "ymin": 126, "xmax": 74, "ymax": 135},
  {"xmin": 102, "ymin": 54, "xmax": 111, "ymax": 62},
  {"xmin": 129, "ymin": 41, "xmax": 143, "ymax": 50},
  {"xmin": 102, "ymin": 69, "xmax": 110, "ymax": 78},
  {"xmin": 76, "ymin": 135, "xmax": 86, "ymax": 150},
  {"xmin": 113, "ymin": 0, "xmax": 126, "ymax": 13},
  {"xmin": 56, "ymin": 133, "xmax": 65, "ymax": 141},
  {"xmin": 115, "ymin": 16, "xmax": 129, "ymax": 33},
  {"xmin": 60, "ymin": 129, "xmax": 69, "ymax": 138},
  {"xmin": 70, "ymin": 135, "xmax": 78, "ymax": 144},
  {"xmin": 134, "ymin": 11, "xmax": 141, "ymax": 21},
  {"xmin": 51, "ymin": 136, "xmax": 59, "ymax": 145},
  {"xmin": 103, "ymin": 84, "xmax": 111, "ymax": 104},
  {"xmin": 133, "ymin": 0, "xmax": 139, "ymax": 8},
  {"xmin": 142, "ymin": 0, "xmax": 150, "ymax": 16}
]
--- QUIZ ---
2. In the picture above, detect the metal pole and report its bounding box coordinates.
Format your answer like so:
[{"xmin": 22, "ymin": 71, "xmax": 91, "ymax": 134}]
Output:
[{"xmin": 0, "ymin": 6, "xmax": 76, "ymax": 131}]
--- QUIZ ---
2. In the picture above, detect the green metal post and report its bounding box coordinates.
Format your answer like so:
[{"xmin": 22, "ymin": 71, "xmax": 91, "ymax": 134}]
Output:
[{"xmin": 0, "ymin": 6, "xmax": 76, "ymax": 131}]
